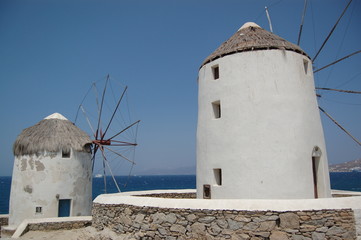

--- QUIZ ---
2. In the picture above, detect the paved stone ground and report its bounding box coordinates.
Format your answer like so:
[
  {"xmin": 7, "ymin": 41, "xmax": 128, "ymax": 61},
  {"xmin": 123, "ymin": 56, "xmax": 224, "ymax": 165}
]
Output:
[{"xmin": 16, "ymin": 227, "xmax": 131, "ymax": 240}]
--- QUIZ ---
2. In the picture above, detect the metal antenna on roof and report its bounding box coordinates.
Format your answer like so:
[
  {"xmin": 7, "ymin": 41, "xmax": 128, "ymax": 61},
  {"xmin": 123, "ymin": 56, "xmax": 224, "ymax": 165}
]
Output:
[{"xmin": 265, "ymin": 7, "xmax": 273, "ymax": 33}]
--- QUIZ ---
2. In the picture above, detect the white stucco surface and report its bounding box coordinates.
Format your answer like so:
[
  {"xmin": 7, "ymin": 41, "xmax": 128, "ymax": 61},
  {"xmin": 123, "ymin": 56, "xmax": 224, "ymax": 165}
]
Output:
[
  {"xmin": 238, "ymin": 22, "xmax": 261, "ymax": 31},
  {"xmin": 44, "ymin": 113, "xmax": 68, "ymax": 120},
  {"xmin": 94, "ymin": 189, "xmax": 361, "ymax": 211},
  {"xmin": 11, "ymin": 216, "xmax": 92, "ymax": 239},
  {"xmin": 8, "ymin": 150, "xmax": 92, "ymax": 227},
  {"xmin": 197, "ymin": 49, "xmax": 331, "ymax": 199}
]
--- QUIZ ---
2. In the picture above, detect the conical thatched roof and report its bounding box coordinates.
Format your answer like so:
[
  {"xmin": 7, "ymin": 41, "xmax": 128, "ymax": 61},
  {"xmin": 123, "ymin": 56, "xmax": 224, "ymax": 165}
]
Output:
[
  {"xmin": 201, "ymin": 22, "xmax": 309, "ymax": 67},
  {"xmin": 13, "ymin": 113, "xmax": 92, "ymax": 157}
]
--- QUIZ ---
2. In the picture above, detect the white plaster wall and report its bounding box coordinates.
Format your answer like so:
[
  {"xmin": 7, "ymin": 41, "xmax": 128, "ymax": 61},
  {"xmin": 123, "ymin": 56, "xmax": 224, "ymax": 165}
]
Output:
[
  {"xmin": 196, "ymin": 50, "xmax": 331, "ymax": 199},
  {"xmin": 8, "ymin": 150, "xmax": 92, "ymax": 227},
  {"xmin": 94, "ymin": 189, "xmax": 361, "ymax": 211}
]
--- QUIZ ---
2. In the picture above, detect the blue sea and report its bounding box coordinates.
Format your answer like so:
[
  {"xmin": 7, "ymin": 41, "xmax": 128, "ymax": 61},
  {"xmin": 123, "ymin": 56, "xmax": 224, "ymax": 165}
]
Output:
[{"xmin": 1, "ymin": 173, "xmax": 361, "ymax": 214}]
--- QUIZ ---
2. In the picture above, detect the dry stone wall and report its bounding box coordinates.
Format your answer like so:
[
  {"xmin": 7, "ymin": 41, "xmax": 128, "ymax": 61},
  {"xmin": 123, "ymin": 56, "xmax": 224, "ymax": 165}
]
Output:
[
  {"xmin": 92, "ymin": 203, "xmax": 356, "ymax": 240},
  {"xmin": 26, "ymin": 219, "xmax": 92, "ymax": 232},
  {"xmin": 135, "ymin": 193, "xmax": 196, "ymax": 199},
  {"xmin": 0, "ymin": 214, "xmax": 9, "ymax": 237}
]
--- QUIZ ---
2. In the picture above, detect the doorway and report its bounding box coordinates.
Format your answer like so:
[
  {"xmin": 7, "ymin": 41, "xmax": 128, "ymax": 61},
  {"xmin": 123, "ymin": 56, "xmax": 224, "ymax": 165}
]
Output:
[
  {"xmin": 312, "ymin": 157, "xmax": 319, "ymax": 198},
  {"xmin": 58, "ymin": 199, "xmax": 71, "ymax": 217},
  {"xmin": 311, "ymin": 146, "xmax": 322, "ymax": 199}
]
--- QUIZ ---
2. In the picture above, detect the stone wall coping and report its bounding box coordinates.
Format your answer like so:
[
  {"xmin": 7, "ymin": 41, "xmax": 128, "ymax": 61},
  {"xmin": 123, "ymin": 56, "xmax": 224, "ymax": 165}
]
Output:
[
  {"xmin": 94, "ymin": 189, "xmax": 361, "ymax": 211},
  {"xmin": 0, "ymin": 214, "xmax": 9, "ymax": 218},
  {"xmin": 332, "ymin": 189, "xmax": 361, "ymax": 196},
  {"xmin": 11, "ymin": 216, "xmax": 92, "ymax": 238}
]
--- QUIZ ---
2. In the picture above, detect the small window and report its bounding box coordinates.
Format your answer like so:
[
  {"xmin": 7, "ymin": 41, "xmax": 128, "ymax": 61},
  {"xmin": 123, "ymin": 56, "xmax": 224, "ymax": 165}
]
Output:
[
  {"xmin": 212, "ymin": 65, "xmax": 219, "ymax": 80},
  {"xmin": 84, "ymin": 144, "xmax": 92, "ymax": 153},
  {"xmin": 203, "ymin": 184, "xmax": 211, "ymax": 199},
  {"xmin": 35, "ymin": 206, "xmax": 42, "ymax": 214},
  {"xmin": 213, "ymin": 168, "xmax": 222, "ymax": 186},
  {"xmin": 212, "ymin": 101, "xmax": 221, "ymax": 119},
  {"xmin": 62, "ymin": 149, "xmax": 70, "ymax": 158},
  {"xmin": 303, "ymin": 59, "xmax": 309, "ymax": 74}
]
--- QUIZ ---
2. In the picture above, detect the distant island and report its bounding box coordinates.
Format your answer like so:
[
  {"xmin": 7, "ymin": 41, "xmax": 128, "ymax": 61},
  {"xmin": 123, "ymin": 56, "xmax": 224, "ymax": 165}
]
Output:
[{"xmin": 329, "ymin": 159, "xmax": 361, "ymax": 172}]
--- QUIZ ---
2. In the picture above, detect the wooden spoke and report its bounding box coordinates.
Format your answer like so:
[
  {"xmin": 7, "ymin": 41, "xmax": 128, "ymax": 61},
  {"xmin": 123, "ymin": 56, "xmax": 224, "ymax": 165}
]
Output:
[
  {"xmin": 96, "ymin": 75, "xmax": 109, "ymax": 140},
  {"xmin": 102, "ymin": 86, "xmax": 128, "ymax": 139}
]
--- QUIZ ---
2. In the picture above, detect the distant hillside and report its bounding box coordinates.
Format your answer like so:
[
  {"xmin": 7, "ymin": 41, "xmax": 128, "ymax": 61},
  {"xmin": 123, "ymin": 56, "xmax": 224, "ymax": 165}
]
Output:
[{"xmin": 329, "ymin": 159, "xmax": 361, "ymax": 172}]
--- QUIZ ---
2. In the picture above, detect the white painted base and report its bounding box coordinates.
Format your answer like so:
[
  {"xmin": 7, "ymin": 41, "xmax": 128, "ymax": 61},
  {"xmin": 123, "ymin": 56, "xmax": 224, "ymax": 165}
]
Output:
[
  {"xmin": 8, "ymin": 216, "xmax": 92, "ymax": 239},
  {"xmin": 94, "ymin": 189, "xmax": 361, "ymax": 211}
]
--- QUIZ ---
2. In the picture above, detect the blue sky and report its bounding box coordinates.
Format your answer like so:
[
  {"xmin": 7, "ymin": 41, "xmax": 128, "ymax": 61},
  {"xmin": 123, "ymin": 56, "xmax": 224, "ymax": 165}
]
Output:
[{"xmin": 0, "ymin": 0, "xmax": 360, "ymax": 176}]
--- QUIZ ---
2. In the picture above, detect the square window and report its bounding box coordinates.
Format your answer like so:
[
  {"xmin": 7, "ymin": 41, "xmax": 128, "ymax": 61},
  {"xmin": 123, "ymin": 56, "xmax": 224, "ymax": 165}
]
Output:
[
  {"xmin": 62, "ymin": 149, "xmax": 70, "ymax": 158},
  {"xmin": 212, "ymin": 65, "xmax": 219, "ymax": 80},
  {"xmin": 213, "ymin": 168, "xmax": 222, "ymax": 186},
  {"xmin": 35, "ymin": 206, "xmax": 42, "ymax": 213},
  {"xmin": 203, "ymin": 184, "xmax": 211, "ymax": 199},
  {"xmin": 212, "ymin": 101, "xmax": 221, "ymax": 119}
]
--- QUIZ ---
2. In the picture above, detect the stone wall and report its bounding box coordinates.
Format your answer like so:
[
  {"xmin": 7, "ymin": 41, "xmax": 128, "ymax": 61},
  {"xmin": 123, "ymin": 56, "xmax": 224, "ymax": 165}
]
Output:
[
  {"xmin": 92, "ymin": 203, "xmax": 356, "ymax": 240},
  {"xmin": 26, "ymin": 219, "xmax": 92, "ymax": 232},
  {"xmin": 135, "ymin": 193, "xmax": 196, "ymax": 199},
  {"xmin": 0, "ymin": 214, "xmax": 9, "ymax": 237},
  {"xmin": 354, "ymin": 209, "xmax": 361, "ymax": 239}
]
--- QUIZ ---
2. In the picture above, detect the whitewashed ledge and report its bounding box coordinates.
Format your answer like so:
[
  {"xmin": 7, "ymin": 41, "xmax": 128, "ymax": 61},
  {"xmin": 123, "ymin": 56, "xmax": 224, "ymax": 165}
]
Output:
[
  {"xmin": 94, "ymin": 189, "xmax": 361, "ymax": 211},
  {"xmin": 10, "ymin": 216, "xmax": 92, "ymax": 238}
]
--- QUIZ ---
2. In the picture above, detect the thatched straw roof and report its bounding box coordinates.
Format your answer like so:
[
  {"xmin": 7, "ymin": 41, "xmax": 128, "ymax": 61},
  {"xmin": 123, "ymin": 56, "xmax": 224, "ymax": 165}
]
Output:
[
  {"xmin": 13, "ymin": 113, "xmax": 92, "ymax": 157},
  {"xmin": 201, "ymin": 22, "xmax": 309, "ymax": 67}
]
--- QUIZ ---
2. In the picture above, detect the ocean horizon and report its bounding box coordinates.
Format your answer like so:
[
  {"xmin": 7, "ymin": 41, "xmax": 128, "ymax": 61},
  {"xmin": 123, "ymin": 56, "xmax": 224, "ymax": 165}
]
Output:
[{"xmin": 1, "ymin": 173, "xmax": 361, "ymax": 214}]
